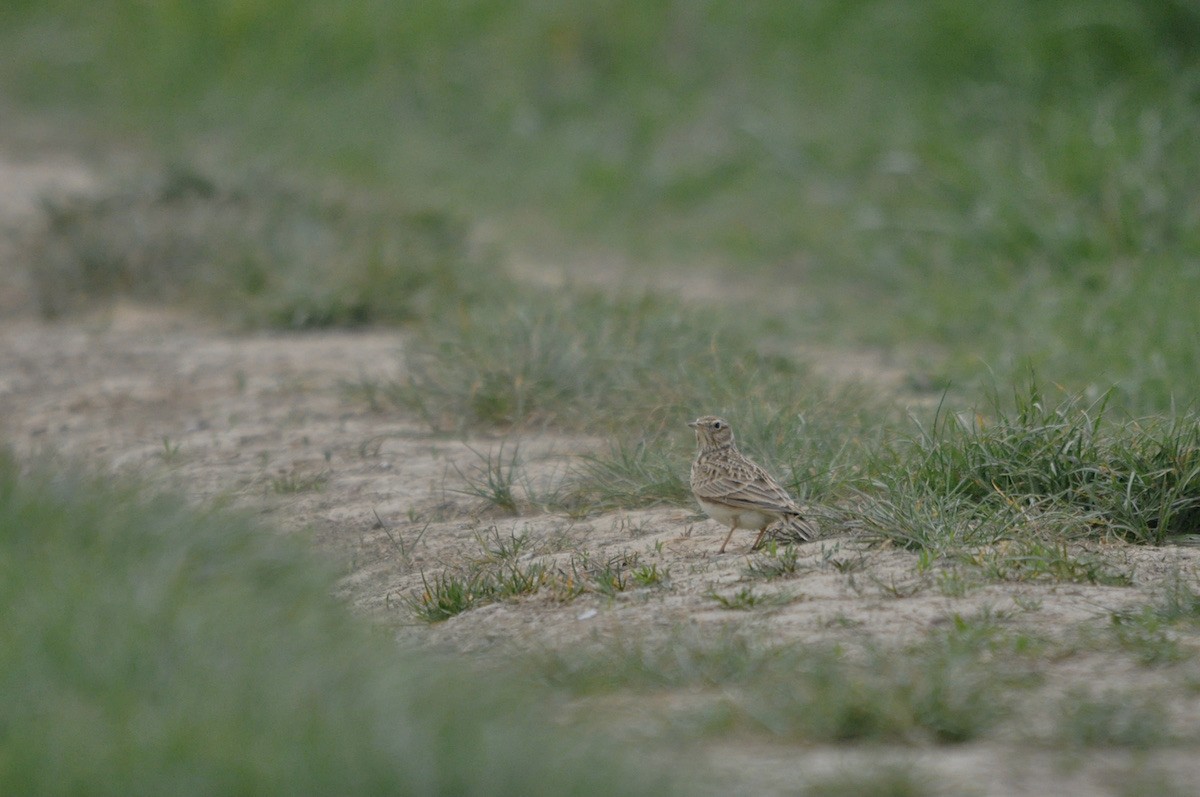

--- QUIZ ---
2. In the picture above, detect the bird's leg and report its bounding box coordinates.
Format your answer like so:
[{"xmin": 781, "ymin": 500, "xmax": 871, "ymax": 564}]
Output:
[
  {"xmin": 718, "ymin": 523, "xmax": 738, "ymax": 554},
  {"xmin": 750, "ymin": 527, "xmax": 769, "ymax": 551}
]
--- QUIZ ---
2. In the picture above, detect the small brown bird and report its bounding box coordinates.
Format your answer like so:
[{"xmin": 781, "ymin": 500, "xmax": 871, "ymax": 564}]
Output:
[{"xmin": 688, "ymin": 415, "xmax": 817, "ymax": 553}]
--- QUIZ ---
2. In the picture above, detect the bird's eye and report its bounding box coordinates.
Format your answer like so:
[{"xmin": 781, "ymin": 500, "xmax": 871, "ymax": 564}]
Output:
[{"xmin": 713, "ymin": 421, "xmax": 722, "ymax": 429}]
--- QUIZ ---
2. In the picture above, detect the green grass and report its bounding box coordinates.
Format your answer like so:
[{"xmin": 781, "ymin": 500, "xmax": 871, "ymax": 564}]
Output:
[
  {"xmin": 25, "ymin": 169, "xmax": 498, "ymax": 328},
  {"xmin": 0, "ymin": 454, "xmax": 675, "ymax": 795},
  {"xmin": 403, "ymin": 526, "xmax": 673, "ymax": 622},
  {"xmin": 451, "ymin": 443, "xmax": 528, "ymax": 515},
  {"xmin": 744, "ymin": 542, "xmax": 804, "ymax": 581},
  {"xmin": 1154, "ymin": 574, "xmax": 1200, "ymax": 622},
  {"xmin": 404, "ymin": 528, "xmax": 552, "ymax": 622},
  {"xmin": 6, "ymin": 3, "xmax": 1200, "ymax": 411},
  {"xmin": 973, "ymin": 538, "xmax": 1131, "ymax": 586},
  {"xmin": 409, "ymin": 291, "xmax": 1200, "ymax": 561},
  {"xmin": 390, "ymin": 286, "xmax": 896, "ymax": 520},
  {"xmin": 1054, "ymin": 689, "xmax": 1171, "ymax": 749},
  {"xmin": 406, "ymin": 295, "xmax": 1200, "ymax": 582},
  {"xmin": 569, "ymin": 441, "xmax": 692, "ymax": 512},
  {"xmin": 531, "ymin": 631, "xmax": 781, "ymax": 699},
  {"xmin": 1105, "ymin": 575, "xmax": 1200, "ymax": 666},
  {"xmin": 269, "ymin": 468, "xmax": 330, "ymax": 494},
  {"xmin": 532, "ymin": 615, "xmax": 1031, "ymax": 745},
  {"xmin": 517, "ymin": 606, "xmax": 1199, "ymax": 754},
  {"xmin": 1108, "ymin": 609, "xmax": 1185, "ymax": 667},
  {"xmin": 741, "ymin": 619, "xmax": 1029, "ymax": 744},
  {"xmin": 629, "ymin": 562, "xmax": 669, "ymax": 588},
  {"xmin": 857, "ymin": 382, "xmax": 1200, "ymax": 549},
  {"xmin": 708, "ymin": 586, "xmax": 794, "ymax": 611},
  {"xmin": 5, "ymin": 2, "xmax": 1197, "ymax": 262},
  {"xmin": 8, "ymin": 6, "xmax": 1200, "ymax": 785},
  {"xmin": 397, "ymin": 288, "xmax": 817, "ymax": 430},
  {"xmin": 564, "ymin": 549, "xmax": 660, "ymax": 598}
]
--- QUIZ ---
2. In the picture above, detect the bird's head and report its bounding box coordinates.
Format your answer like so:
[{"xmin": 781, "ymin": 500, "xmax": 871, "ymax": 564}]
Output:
[{"xmin": 688, "ymin": 415, "xmax": 734, "ymax": 448}]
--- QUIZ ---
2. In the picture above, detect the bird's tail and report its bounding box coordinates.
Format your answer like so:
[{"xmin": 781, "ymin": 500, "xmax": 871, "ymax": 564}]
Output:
[{"xmin": 763, "ymin": 513, "xmax": 819, "ymax": 546}]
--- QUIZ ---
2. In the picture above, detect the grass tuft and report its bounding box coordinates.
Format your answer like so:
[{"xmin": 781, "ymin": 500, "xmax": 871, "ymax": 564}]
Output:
[
  {"xmin": 404, "ymin": 528, "xmax": 552, "ymax": 622},
  {"xmin": 451, "ymin": 443, "xmax": 527, "ymax": 516},
  {"xmin": 531, "ymin": 616, "xmax": 1028, "ymax": 745},
  {"xmin": 972, "ymin": 539, "xmax": 1131, "ymax": 586},
  {"xmin": 744, "ymin": 543, "xmax": 803, "ymax": 580},
  {"xmin": 1054, "ymin": 689, "xmax": 1171, "ymax": 749},
  {"xmin": 269, "ymin": 468, "xmax": 330, "ymax": 494},
  {"xmin": 26, "ymin": 168, "xmax": 497, "ymax": 328},
  {"xmin": 396, "ymin": 289, "xmax": 808, "ymax": 431},
  {"xmin": 1105, "ymin": 576, "xmax": 1200, "ymax": 666},
  {"xmin": 0, "ymin": 454, "xmax": 674, "ymax": 796},
  {"xmin": 1155, "ymin": 574, "xmax": 1200, "ymax": 622},
  {"xmin": 571, "ymin": 440, "xmax": 692, "ymax": 511},
  {"xmin": 403, "ymin": 528, "xmax": 670, "ymax": 622},
  {"xmin": 860, "ymin": 382, "xmax": 1200, "ymax": 551},
  {"xmin": 708, "ymin": 586, "xmax": 794, "ymax": 611},
  {"xmin": 565, "ymin": 550, "xmax": 643, "ymax": 598}
]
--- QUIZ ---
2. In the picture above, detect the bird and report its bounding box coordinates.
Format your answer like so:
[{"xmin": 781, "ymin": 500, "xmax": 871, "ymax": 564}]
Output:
[{"xmin": 688, "ymin": 415, "xmax": 817, "ymax": 553}]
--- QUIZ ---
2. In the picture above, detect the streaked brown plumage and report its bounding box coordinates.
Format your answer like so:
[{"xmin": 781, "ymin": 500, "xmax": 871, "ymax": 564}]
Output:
[{"xmin": 688, "ymin": 415, "xmax": 817, "ymax": 553}]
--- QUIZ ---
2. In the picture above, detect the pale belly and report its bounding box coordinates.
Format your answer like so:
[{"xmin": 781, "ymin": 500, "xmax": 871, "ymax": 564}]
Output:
[{"xmin": 697, "ymin": 498, "xmax": 775, "ymax": 531}]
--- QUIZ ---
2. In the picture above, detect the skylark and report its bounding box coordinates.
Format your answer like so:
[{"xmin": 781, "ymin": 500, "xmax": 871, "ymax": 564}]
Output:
[{"xmin": 688, "ymin": 415, "xmax": 818, "ymax": 553}]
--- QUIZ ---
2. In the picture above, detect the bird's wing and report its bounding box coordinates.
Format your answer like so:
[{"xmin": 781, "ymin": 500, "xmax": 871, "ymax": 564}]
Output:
[{"xmin": 691, "ymin": 456, "xmax": 800, "ymax": 516}]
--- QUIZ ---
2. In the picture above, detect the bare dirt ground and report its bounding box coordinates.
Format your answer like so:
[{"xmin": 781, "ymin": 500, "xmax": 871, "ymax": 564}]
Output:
[{"xmin": 4, "ymin": 150, "xmax": 1200, "ymax": 796}]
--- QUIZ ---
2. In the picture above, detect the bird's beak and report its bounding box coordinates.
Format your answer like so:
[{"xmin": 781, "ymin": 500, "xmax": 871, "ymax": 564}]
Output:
[{"xmin": 687, "ymin": 420, "xmax": 699, "ymax": 428}]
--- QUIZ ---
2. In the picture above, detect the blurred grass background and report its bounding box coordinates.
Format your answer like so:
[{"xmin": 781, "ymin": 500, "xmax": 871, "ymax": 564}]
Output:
[
  {"xmin": 4, "ymin": 1, "xmax": 1199, "ymax": 408},
  {"xmin": 0, "ymin": 453, "xmax": 681, "ymax": 796},
  {"xmin": 4, "ymin": 6, "xmax": 1200, "ymax": 791}
]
